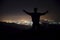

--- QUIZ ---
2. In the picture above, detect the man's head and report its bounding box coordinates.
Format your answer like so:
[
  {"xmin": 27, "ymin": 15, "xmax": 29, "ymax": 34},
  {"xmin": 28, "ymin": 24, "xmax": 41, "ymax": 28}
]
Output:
[{"xmin": 34, "ymin": 8, "xmax": 38, "ymax": 13}]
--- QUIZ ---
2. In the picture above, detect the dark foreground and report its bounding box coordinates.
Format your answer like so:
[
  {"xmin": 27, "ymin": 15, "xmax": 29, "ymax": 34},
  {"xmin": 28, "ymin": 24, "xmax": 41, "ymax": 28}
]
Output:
[{"xmin": 0, "ymin": 22, "xmax": 59, "ymax": 40}]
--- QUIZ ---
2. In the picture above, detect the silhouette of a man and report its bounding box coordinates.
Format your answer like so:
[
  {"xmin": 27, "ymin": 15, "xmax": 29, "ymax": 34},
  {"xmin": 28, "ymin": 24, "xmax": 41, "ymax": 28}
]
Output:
[{"xmin": 23, "ymin": 8, "xmax": 48, "ymax": 31}]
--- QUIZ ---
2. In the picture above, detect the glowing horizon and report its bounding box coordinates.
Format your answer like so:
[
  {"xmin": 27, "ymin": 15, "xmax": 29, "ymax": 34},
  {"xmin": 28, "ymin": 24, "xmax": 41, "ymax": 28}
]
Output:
[
  {"xmin": 0, "ymin": 19, "xmax": 54, "ymax": 24},
  {"xmin": 1, "ymin": 19, "xmax": 60, "ymax": 26}
]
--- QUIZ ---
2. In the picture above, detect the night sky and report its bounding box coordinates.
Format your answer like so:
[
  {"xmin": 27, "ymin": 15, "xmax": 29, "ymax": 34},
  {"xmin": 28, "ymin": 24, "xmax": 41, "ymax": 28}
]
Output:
[{"xmin": 0, "ymin": 0, "xmax": 60, "ymax": 22}]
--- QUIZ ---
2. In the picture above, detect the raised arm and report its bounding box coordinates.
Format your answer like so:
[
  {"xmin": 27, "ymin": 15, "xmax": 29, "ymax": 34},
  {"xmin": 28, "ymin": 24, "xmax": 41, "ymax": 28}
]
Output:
[
  {"xmin": 23, "ymin": 10, "xmax": 31, "ymax": 16},
  {"xmin": 40, "ymin": 11, "xmax": 48, "ymax": 15}
]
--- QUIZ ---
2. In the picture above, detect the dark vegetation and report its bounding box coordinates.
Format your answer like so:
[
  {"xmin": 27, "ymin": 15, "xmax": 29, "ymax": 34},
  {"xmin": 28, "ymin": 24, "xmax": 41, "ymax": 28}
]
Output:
[{"xmin": 0, "ymin": 22, "xmax": 58, "ymax": 40}]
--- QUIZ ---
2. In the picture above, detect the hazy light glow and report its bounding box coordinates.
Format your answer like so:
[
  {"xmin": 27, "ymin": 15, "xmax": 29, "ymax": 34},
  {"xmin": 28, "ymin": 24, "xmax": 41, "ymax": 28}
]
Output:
[{"xmin": 1, "ymin": 19, "xmax": 33, "ymax": 26}]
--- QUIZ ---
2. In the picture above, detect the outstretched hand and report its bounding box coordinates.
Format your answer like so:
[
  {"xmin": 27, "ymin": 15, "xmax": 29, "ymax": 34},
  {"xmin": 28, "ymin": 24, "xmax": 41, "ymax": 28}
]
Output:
[
  {"xmin": 40, "ymin": 11, "xmax": 48, "ymax": 15},
  {"xmin": 23, "ymin": 9, "xmax": 28, "ymax": 13},
  {"xmin": 23, "ymin": 9, "xmax": 31, "ymax": 15}
]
